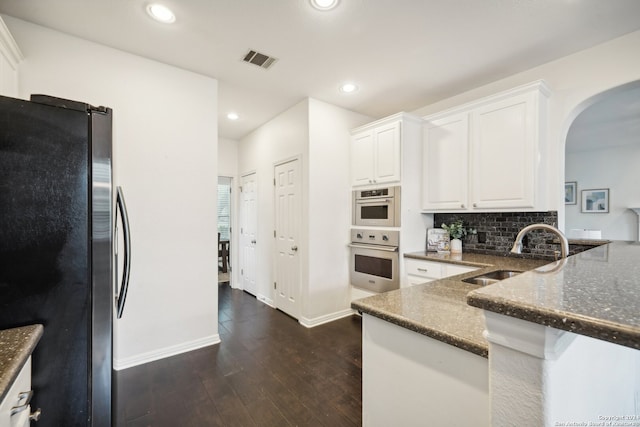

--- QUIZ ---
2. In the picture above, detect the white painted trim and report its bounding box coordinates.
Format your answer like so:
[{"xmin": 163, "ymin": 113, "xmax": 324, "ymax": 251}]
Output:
[
  {"xmin": 299, "ymin": 308, "xmax": 355, "ymax": 328},
  {"xmin": 240, "ymin": 169, "xmax": 257, "ymax": 179},
  {"xmin": 257, "ymin": 293, "xmax": 275, "ymax": 308},
  {"xmin": 113, "ymin": 334, "xmax": 221, "ymax": 370},
  {"xmin": 483, "ymin": 311, "xmax": 575, "ymax": 359},
  {"xmin": 350, "ymin": 111, "xmax": 423, "ymax": 134},
  {"xmin": 0, "ymin": 17, "xmax": 23, "ymax": 69},
  {"xmin": 422, "ymin": 79, "xmax": 551, "ymax": 122}
]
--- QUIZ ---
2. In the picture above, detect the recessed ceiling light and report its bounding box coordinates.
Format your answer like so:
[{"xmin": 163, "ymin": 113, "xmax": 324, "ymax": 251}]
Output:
[
  {"xmin": 227, "ymin": 112, "xmax": 239, "ymax": 121},
  {"xmin": 146, "ymin": 4, "xmax": 176, "ymax": 23},
  {"xmin": 340, "ymin": 83, "xmax": 358, "ymax": 93},
  {"xmin": 310, "ymin": 0, "xmax": 339, "ymax": 11}
]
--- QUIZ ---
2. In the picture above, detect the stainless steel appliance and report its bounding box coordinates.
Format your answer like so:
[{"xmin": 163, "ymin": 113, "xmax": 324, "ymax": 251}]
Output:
[
  {"xmin": 0, "ymin": 94, "xmax": 132, "ymax": 427},
  {"xmin": 349, "ymin": 228, "xmax": 399, "ymax": 293},
  {"xmin": 352, "ymin": 186, "xmax": 401, "ymax": 227}
]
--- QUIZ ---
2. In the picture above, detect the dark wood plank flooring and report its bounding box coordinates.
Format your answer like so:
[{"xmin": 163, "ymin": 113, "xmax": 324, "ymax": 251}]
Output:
[{"xmin": 115, "ymin": 284, "xmax": 363, "ymax": 426}]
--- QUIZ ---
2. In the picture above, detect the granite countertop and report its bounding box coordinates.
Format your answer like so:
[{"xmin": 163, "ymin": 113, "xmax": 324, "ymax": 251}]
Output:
[
  {"xmin": 352, "ymin": 251, "xmax": 549, "ymax": 357},
  {"xmin": 403, "ymin": 250, "xmax": 550, "ymax": 270},
  {"xmin": 468, "ymin": 241, "xmax": 640, "ymax": 350},
  {"xmin": 0, "ymin": 324, "xmax": 43, "ymax": 403},
  {"xmin": 566, "ymin": 238, "xmax": 610, "ymax": 246}
]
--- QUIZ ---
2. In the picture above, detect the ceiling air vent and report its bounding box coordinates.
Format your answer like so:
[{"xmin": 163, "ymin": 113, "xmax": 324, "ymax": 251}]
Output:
[{"xmin": 242, "ymin": 50, "xmax": 278, "ymax": 70}]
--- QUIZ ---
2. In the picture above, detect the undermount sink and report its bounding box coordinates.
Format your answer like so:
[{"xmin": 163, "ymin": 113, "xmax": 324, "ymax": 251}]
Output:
[{"xmin": 462, "ymin": 270, "xmax": 523, "ymax": 286}]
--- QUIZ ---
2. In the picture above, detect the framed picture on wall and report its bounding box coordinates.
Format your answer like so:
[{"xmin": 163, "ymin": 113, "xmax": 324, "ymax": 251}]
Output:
[
  {"xmin": 581, "ymin": 188, "xmax": 609, "ymax": 213},
  {"xmin": 565, "ymin": 181, "xmax": 577, "ymax": 205}
]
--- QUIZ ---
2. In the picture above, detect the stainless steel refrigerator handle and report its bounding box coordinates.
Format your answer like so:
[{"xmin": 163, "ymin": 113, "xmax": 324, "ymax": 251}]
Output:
[{"xmin": 116, "ymin": 186, "xmax": 131, "ymax": 319}]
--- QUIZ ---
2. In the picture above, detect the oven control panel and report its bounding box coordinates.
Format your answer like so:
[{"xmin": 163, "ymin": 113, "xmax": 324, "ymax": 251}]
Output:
[{"xmin": 351, "ymin": 228, "xmax": 399, "ymax": 247}]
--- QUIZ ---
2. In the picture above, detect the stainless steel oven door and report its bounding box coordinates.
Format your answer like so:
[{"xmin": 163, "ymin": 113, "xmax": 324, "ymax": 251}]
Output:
[
  {"xmin": 349, "ymin": 243, "xmax": 399, "ymax": 293},
  {"xmin": 353, "ymin": 197, "xmax": 396, "ymax": 227}
]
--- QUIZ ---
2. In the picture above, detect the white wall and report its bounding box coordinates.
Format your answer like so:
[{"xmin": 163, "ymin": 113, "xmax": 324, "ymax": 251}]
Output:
[
  {"xmin": 0, "ymin": 17, "xmax": 21, "ymax": 97},
  {"xmin": 4, "ymin": 16, "xmax": 220, "ymax": 368},
  {"xmin": 412, "ymin": 30, "xmax": 640, "ymax": 231},
  {"xmin": 485, "ymin": 312, "xmax": 640, "ymax": 426},
  {"xmin": 238, "ymin": 100, "xmax": 309, "ymax": 305},
  {"xmin": 306, "ymin": 99, "xmax": 371, "ymax": 324},
  {"xmin": 218, "ymin": 137, "xmax": 238, "ymax": 177},
  {"xmin": 363, "ymin": 314, "xmax": 490, "ymax": 426},
  {"xmin": 238, "ymin": 98, "xmax": 371, "ymax": 324},
  {"xmin": 566, "ymin": 144, "xmax": 640, "ymax": 240}
]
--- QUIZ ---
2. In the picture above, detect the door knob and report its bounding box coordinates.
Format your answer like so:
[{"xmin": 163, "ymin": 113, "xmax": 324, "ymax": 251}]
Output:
[{"xmin": 291, "ymin": 246, "xmax": 298, "ymax": 252}]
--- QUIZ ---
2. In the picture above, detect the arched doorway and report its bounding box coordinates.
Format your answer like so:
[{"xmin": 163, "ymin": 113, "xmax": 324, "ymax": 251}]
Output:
[{"xmin": 563, "ymin": 80, "xmax": 640, "ymax": 241}]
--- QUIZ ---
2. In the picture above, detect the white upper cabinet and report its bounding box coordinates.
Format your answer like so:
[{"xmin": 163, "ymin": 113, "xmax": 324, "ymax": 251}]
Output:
[
  {"xmin": 373, "ymin": 122, "xmax": 401, "ymax": 183},
  {"xmin": 470, "ymin": 92, "xmax": 538, "ymax": 209},
  {"xmin": 351, "ymin": 118, "xmax": 402, "ymax": 187},
  {"xmin": 422, "ymin": 80, "xmax": 550, "ymax": 212},
  {"xmin": 422, "ymin": 113, "xmax": 469, "ymax": 210},
  {"xmin": 0, "ymin": 18, "xmax": 23, "ymax": 98},
  {"xmin": 351, "ymin": 131, "xmax": 377, "ymax": 186}
]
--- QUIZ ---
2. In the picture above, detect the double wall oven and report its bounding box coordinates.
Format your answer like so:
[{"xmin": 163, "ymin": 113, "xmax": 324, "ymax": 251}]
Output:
[{"xmin": 350, "ymin": 185, "xmax": 401, "ymax": 293}]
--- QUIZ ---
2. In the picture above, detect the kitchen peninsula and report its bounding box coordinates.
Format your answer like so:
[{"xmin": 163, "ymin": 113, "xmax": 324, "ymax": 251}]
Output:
[
  {"xmin": 0, "ymin": 324, "xmax": 43, "ymax": 425},
  {"xmin": 352, "ymin": 243, "xmax": 640, "ymax": 426}
]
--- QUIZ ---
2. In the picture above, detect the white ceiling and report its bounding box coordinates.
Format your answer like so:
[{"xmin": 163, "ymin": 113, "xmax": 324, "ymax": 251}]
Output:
[{"xmin": 2, "ymin": 0, "xmax": 640, "ymax": 140}]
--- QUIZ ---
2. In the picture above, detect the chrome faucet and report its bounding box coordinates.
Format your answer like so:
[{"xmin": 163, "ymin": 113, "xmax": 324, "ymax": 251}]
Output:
[{"xmin": 511, "ymin": 223, "xmax": 570, "ymax": 259}]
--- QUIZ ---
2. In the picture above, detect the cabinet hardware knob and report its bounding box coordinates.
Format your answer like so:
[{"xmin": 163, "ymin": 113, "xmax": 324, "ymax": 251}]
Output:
[
  {"xmin": 461, "ymin": 204, "xmax": 465, "ymax": 208},
  {"xmin": 473, "ymin": 203, "xmax": 478, "ymax": 207},
  {"xmin": 291, "ymin": 246, "xmax": 298, "ymax": 252},
  {"xmin": 11, "ymin": 390, "xmax": 34, "ymax": 416},
  {"xmin": 30, "ymin": 408, "xmax": 42, "ymax": 421}
]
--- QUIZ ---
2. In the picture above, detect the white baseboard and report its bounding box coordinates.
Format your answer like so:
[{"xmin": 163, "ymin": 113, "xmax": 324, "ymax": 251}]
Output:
[
  {"xmin": 257, "ymin": 293, "xmax": 275, "ymax": 307},
  {"xmin": 114, "ymin": 334, "xmax": 221, "ymax": 370},
  {"xmin": 299, "ymin": 308, "xmax": 356, "ymax": 328}
]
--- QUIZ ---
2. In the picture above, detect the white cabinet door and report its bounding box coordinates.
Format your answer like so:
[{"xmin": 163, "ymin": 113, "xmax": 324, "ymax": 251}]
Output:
[
  {"xmin": 0, "ymin": 357, "xmax": 32, "ymax": 427},
  {"xmin": 406, "ymin": 274, "xmax": 436, "ymax": 287},
  {"xmin": 443, "ymin": 263, "xmax": 478, "ymax": 277},
  {"xmin": 373, "ymin": 121, "xmax": 401, "ymax": 184},
  {"xmin": 421, "ymin": 81, "xmax": 548, "ymax": 212},
  {"xmin": 351, "ymin": 131, "xmax": 376, "ymax": 186},
  {"xmin": 422, "ymin": 113, "xmax": 469, "ymax": 210},
  {"xmin": 351, "ymin": 120, "xmax": 402, "ymax": 187},
  {"xmin": 470, "ymin": 92, "xmax": 536, "ymax": 209},
  {"xmin": 403, "ymin": 258, "xmax": 478, "ymax": 287}
]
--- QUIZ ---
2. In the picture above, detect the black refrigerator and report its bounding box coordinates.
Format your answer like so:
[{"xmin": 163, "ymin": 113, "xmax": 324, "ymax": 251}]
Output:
[{"xmin": 0, "ymin": 94, "xmax": 131, "ymax": 426}]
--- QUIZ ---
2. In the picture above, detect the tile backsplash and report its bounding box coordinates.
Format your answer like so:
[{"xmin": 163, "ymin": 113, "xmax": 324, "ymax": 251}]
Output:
[{"xmin": 434, "ymin": 211, "xmax": 576, "ymax": 259}]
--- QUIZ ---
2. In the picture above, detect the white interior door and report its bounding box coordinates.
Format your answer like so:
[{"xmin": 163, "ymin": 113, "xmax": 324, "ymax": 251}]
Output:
[
  {"xmin": 240, "ymin": 173, "xmax": 257, "ymax": 295},
  {"xmin": 274, "ymin": 159, "xmax": 301, "ymax": 318}
]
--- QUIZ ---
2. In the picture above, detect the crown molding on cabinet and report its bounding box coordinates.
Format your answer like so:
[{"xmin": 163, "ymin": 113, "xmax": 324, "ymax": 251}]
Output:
[
  {"xmin": 350, "ymin": 111, "xmax": 424, "ymax": 134},
  {"xmin": 422, "ymin": 80, "xmax": 551, "ymax": 122}
]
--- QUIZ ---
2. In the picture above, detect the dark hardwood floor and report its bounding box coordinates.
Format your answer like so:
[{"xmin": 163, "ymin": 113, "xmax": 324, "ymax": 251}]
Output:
[{"xmin": 115, "ymin": 284, "xmax": 363, "ymax": 426}]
